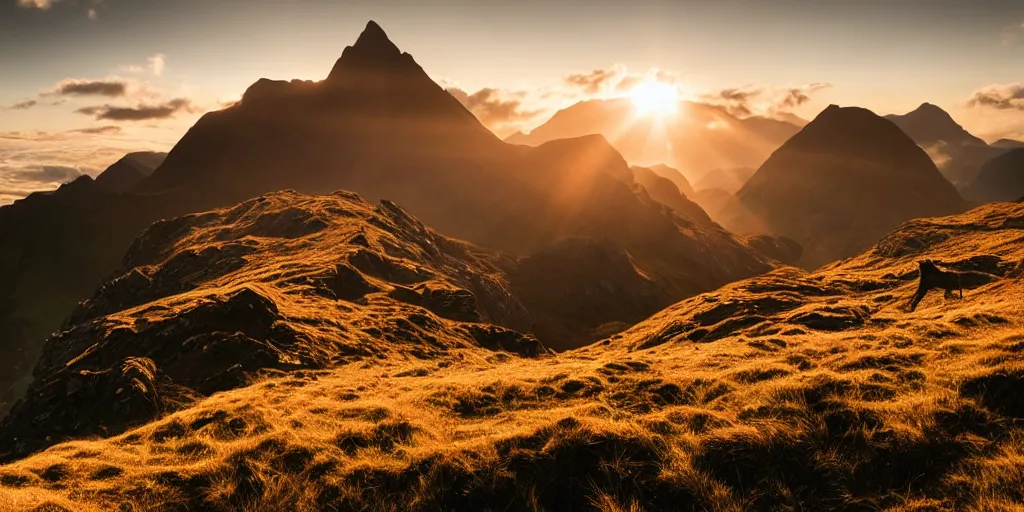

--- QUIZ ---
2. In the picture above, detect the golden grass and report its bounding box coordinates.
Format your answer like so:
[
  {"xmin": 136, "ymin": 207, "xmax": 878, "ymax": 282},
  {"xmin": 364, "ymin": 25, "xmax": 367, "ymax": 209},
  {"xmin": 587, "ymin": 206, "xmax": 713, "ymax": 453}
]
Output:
[{"xmin": 2, "ymin": 200, "xmax": 1024, "ymax": 511}]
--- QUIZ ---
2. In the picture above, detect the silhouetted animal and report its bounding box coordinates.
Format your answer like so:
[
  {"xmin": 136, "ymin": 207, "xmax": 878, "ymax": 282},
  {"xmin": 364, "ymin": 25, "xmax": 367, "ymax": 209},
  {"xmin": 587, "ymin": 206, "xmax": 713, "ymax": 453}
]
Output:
[{"xmin": 909, "ymin": 260, "xmax": 962, "ymax": 311}]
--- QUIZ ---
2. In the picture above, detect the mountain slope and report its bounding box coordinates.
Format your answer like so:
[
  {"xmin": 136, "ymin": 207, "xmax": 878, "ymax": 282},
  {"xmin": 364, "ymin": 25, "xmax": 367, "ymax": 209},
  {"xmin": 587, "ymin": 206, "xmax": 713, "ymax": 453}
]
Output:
[
  {"xmin": 629, "ymin": 165, "xmax": 713, "ymax": 225},
  {"xmin": 692, "ymin": 166, "xmax": 756, "ymax": 194},
  {"xmin": 739, "ymin": 105, "xmax": 967, "ymax": 268},
  {"xmin": 992, "ymin": 138, "xmax": 1024, "ymax": 149},
  {"xmin": 2, "ymin": 200, "xmax": 1023, "ymax": 511},
  {"xmin": 885, "ymin": 103, "xmax": 1005, "ymax": 185},
  {"xmin": 642, "ymin": 163, "xmax": 694, "ymax": 197},
  {"xmin": 507, "ymin": 98, "xmax": 800, "ymax": 179},
  {"xmin": 93, "ymin": 152, "xmax": 167, "ymax": 194},
  {"xmin": 0, "ymin": 21, "xmax": 776, "ymax": 415},
  {"xmin": 963, "ymin": 148, "xmax": 1024, "ymax": 203},
  {"xmin": 0, "ymin": 190, "xmax": 555, "ymax": 460},
  {"xmin": 692, "ymin": 187, "xmax": 767, "ymax": 235}
]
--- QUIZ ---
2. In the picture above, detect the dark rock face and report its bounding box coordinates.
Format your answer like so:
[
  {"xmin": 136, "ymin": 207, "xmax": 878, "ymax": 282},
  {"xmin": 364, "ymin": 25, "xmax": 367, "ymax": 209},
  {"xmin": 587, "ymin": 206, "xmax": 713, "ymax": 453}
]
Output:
[
  {"xmin": 963, "ymin": 148, "xmax": 1024, "ymax": 204},
  {"xmin": 738, "ymin": 105, "xmax": 966, "ymax": 269}
]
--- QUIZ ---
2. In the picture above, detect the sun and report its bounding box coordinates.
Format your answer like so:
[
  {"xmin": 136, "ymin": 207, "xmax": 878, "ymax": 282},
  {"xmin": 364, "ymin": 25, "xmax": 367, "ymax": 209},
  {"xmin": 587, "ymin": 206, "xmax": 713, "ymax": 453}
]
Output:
[{"xmin": 630, "ymin": 80, "xmax": 679, "ymax": 117}]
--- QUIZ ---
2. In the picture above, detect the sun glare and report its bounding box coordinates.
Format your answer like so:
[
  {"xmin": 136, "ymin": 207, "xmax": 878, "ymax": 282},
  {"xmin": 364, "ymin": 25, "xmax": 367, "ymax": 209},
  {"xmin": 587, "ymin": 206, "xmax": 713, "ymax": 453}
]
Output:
[{"xmin": 630, "ymin": 81, "xmax": 679, "ymax": 117}]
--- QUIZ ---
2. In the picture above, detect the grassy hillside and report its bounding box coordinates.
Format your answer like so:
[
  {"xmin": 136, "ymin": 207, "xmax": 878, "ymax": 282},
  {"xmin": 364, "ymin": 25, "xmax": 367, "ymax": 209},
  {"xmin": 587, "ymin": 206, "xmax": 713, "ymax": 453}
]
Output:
[{"xmin": 2, "ymin": 200, "xmax": 1023, "ymax": 511}]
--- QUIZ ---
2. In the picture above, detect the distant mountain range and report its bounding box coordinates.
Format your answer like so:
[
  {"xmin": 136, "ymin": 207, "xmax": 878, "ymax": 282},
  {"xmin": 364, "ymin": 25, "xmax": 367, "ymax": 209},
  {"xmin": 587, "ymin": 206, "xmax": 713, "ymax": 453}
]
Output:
[
  {"xmin": 0, "ymin": 21, "xmax": 781, "ymax": 414},
  {"xmin": 739, "ymin": 105, "xmax": 967, "ymax": 268},
  {"xmin": 992, "ymin": 138, "xmax": 1024, "ymax": 149},
  {"xmin": 93, "ymin": 151, "xmax": 166, "ymax": 193},
  {"xmin": 506, "ymin": 98, "xmax": 802, "ymax": 180},
  {"xmin": 885, "ymin": 103, "xmax": 1009, "ymax": 186}
]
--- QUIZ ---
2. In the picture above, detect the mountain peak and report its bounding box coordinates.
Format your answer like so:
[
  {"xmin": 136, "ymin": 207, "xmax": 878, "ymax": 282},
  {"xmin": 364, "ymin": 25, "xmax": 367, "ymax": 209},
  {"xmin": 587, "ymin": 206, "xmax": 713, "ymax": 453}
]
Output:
[
  {"xmin": 327, "ymin": 20, "xmax": 411, "ymax": 82},
  {"xmin": 885, "ymin": 101, "xmax": 986, "ymax": 149},
  {"xmin": 909, "ymin": 102, "xmax": 953, "ymax": 119},
  {"xmin": 353, "ymin": 20, "xmax": 399, "ymax": 54}
]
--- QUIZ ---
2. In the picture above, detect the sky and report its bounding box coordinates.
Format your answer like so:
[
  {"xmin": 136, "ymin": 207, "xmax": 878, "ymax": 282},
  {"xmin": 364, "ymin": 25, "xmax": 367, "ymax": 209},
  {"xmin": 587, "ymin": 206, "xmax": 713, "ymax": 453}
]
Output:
[{"xmin": 1, "ymin": 0, "xmax": 1023, "ymax": 202}]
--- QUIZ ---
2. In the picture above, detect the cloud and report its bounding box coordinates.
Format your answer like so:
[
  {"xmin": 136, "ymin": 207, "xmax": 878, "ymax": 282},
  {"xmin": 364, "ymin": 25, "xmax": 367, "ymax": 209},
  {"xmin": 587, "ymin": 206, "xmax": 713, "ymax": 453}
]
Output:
[
  {"xmin": 148, "ymin": 54, "xmax": 166, "ymax": 77},
  {"xmin": 778, "ymin": 83, "xmax": 831, "ymax": 109},
  {"xmin": 701, "ymin": 83, "xmax": 832, "ymax": 117},
  {"xmin": 16, "ymin": 0, "xmax": 57, "ymax": 9},
  {"xmin": 967, "ymin": 83, "xmax": 1024, "ymax": 111},
  {"xmin": 6, "ymin": 165, "xmax": 83, "ymax": 183},
  {"xmin": 75, "ymin": 98, "xmax": 198, "ymax": 121},
  {"xmin": 564, "ymin": 67, "xmax": 625, "ymax": 94},
  {"xmin": 1001, "ymin": 21, "xmax": 1024, "ymax": 45},
  {"xmin": 446, "ymin": 87, "xmax": 541, "ymax": 133},
  {"xmin": 564, "ymin": 65, "xmax": 683, "ymax": 97},
  {"xmin": 0, "ymin": 126, "xmax": 164, "ymax": 205},
  {"xmin": 6, "ymin": 100, "xmax": 38, "ymax": 110},
  {"xmin": 0, "ymin": 163, "xmax": 85, "ymax": 205},
  {"xmin": 120, "ymin": 54, "xmax": 169, "ymax": 77},
  {"xmin": 69, "ymin": 126, "xmax": 123, "ymax": 135},
  {"xmin": 717, "ymin": 88, "xmax": 761, "ymax": 103},
  {"xmin": 88, "ymin": 8, "xmax": 97, "ymax": 20},
  {"xmin": 0, "ymin": 126, "xmax": 123, "ymax": 141},
  {"xmin": 53, "ymin": 78, "xmax": 127, "ymax": 97}
]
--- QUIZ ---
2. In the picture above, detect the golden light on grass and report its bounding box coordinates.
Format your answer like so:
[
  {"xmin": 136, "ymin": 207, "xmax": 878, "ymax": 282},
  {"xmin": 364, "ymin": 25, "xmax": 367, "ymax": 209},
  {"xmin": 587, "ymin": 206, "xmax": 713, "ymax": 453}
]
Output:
[{"xmin": 629, "ymin": 80, "xmax": 679, "ymax": 118}]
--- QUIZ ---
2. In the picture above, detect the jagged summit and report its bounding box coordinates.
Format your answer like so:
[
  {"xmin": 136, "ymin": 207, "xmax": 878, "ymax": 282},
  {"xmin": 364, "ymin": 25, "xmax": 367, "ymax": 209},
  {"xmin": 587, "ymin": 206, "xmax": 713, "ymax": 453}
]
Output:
[{"xmin": 327, "ymin": 20, "xmax": 417, "ymax": 82}]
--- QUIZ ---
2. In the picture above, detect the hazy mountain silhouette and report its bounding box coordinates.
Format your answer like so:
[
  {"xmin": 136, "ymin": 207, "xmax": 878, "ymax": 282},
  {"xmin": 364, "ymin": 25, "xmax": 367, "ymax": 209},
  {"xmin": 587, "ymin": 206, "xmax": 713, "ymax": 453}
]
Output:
[
  {"xmin": 640, "ymin": 163, "xmax": 694, "ymax": 197},
  {"xmin": 93, "ymin": 151, "xmax": 167, "ymax": 193},
  {"xmin": 739, "ymin": 105, "xmax": 967, "ymax": 268},
  {"xmin": 992, "ymin": 138, "xmax": 1024, "ymax": 149},
  {"xmin": 691, "ymin": 187, "xmax": 768, "ymax": 235},
  {"xmin": 0, "ymin": 21, "xmax": 776, "ymax": 415},
  {"xmin": 692, "ymin": 166, "xmax": 757, "ymax": 194},
  {"xmin": 505, "ymin": 98, "xmax": 801, "ymax": 180},
  {"xmin": 629, "ymin": 165, "xmax": 712, "ymax": 225},
  {"xmin": 885, "ymin": 103, "xmax": 1005, "ymax": 185},
  {"xmin": 963, "ymin": 148, "xmax": 1024, "ymax": 203}
]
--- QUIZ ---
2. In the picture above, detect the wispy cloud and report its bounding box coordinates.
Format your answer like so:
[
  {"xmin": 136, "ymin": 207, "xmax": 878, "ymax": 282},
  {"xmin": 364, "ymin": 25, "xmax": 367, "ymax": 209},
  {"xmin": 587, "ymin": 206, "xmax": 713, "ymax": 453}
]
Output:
[
  {"xmin": 0, "ymin": 126, "xmax": 162, "ymax": 204},
  {"xmin": 5, "ymin": 100, "xmax": 38, "ymax": 110},
  {"xmin": 122, "ymin": 54, "xmax": 167, "ymax": 77},
  {"xmin": 446, "ymin": 87, "xmax": 542, "ymax": 136},
  {"xmin": 16, "ymin": 0, "xmax": 58, "ymax": 9},
  {"xmin": 700, "ymin": 83, "xmax": 832, "ymax": 117},
  {"xmin": 564, "ymin": 67, "xmax": 626, "ymax": 94},
  {"xmin": 75, "ymin": 98, "xmax": 199, "ymax": 121},
  {"xmin": 967, "ymin": 83, "xmax": 1024, "ymax": 111},
  {"xmin": 52, "ymin": 78, "xmax": 128, "ymax": 97},
  {"xmin": 1000, "ymin": 21, "xmax": 1024, "ymax": 46}
]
